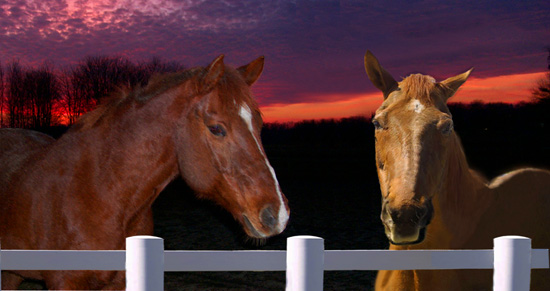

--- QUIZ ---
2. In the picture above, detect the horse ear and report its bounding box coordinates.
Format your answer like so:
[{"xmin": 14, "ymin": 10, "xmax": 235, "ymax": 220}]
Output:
[
  {"xmin": 238, "ymin": 56, "xmax": 264, "ymax": 86},
  {"xmin": 439, "ymin": 68, "xmax": 473, "ymax": 102},
  {"xmin": 199, "ymin": 55, "xmax": 225, "ymax": 93},
  {"xmin": 364, "ymin": 51, "xmax": 398, "ymax": 100}
]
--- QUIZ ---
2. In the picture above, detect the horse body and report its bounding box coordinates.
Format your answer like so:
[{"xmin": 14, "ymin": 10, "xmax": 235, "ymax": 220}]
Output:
[
  {"xmin": 0, "ymin": 129, "xmax": 55, "ymax": 187},
  {"xmin": 1, "ymin": 93, "xmax": 179, "ymax": 289},
  {"xmin": 0, "ymin": 56, "xmax": 289, "ymax": 289},
  {"xmin": 364, "ymin": 51, "xmax": 550, "ymax": 291},
  {"xmin": 378, "ymin": 150, "xmax": 550, "ymax": 291}
]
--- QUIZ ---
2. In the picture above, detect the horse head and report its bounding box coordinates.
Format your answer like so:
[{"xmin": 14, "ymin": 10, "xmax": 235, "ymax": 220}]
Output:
[
  {"xmin": 364, "ymin": 51, "xmax": 472, "ymax": 245},
  {"xmin": 174, "ymin": 55, "xmax": 289, "ymax": 239}
]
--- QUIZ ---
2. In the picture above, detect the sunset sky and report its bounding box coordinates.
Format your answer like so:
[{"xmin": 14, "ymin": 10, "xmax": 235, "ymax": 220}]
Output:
[{"xmin": 1, "ymin": 0, "xmax": 549, "ymax": 122}]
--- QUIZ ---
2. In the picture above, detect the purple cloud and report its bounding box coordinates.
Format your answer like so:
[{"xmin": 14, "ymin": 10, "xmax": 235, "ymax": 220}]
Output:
[{"xmin": 0, "ymin": 0, "xmax": 549, "ymax": 107}]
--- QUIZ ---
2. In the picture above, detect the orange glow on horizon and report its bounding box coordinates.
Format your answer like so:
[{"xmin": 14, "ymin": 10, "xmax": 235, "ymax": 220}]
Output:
[
  {"xmin": 2, "ymin": 72, "xmax": 544, "ymax": 126},
  {"xmin": 260, "ymin": 71, "xmax": 546, "ymax": 123},
  {"xmin": 454, "ymin": 72, "xmax": 544, "ymax": 103},
  {"xmin": 261, "ymin": 93, "xmax": 383, "ymax": 123}
]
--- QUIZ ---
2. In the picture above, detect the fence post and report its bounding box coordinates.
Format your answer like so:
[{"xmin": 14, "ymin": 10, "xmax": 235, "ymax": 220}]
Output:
[
  {"xmin": 286, "ymin": 236, "xmax": 324, "ymax": 291},
  {"xmin": 493, "ymin": 236, "xmax": 531, "ymax": 291},
  {"xmin": 126, "ymin": 236, "xmax": 164, "ymax": 291}
]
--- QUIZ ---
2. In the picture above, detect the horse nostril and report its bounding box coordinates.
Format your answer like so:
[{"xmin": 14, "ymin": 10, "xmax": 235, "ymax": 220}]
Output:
[
  {"xmin": 260, "ymin": 206, "xmax": 277, "ymax": 229},
  {"xmin": 419, "ymin": 207, "xmax": 428, "ymax": 219},
  {"xmin": 419, "ymin": 202, "xmax": 433, "ymax": 226},
  {"xmin": 387, "ymin": 208, "xmax": 398, "ymax": 222},
  {"xmin": 242, "ymin": 215, "xmax": 263, "ymax": 238},
  {"xmin": 381, "ymin": 202, "xmax": 393, "ymax": 223}
]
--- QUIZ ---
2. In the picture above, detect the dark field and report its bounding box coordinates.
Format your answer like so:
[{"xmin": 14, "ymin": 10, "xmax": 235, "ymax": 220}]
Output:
[
  {"xmin": 153, "ymin": 141, "xmax": 386, "ymax": 290},
  {"xmin": 152, "ymin": 102, "xmax": 550, "ymax": 290}
]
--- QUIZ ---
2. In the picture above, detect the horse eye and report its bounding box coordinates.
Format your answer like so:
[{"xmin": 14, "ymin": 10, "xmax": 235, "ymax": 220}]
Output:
[
  {"xmin": 443, "ymin": 123, "xmax": 453, "ymax": 135},
  {"xmin": 439, "ymin": 120, "xmax": 454, "ymax": 136},
  {"xmin": 208, "ymin": 125, "xmax": 226, "ymax": 137},
  {"xmin": 373, "ymin": 119, "xmax": 383, "ymax": 130},
  {"xmin": 378, "ymin": 160, "xmax": 385, "ymax": 170}
]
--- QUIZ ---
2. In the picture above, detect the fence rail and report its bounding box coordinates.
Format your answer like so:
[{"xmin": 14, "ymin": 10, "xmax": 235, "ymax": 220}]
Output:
[{"xmin": 0, "ymin": 235, "xmax": 547, "ymax": 290}]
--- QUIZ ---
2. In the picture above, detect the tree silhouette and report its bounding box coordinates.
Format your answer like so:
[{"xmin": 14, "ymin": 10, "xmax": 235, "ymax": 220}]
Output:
[
  {"xmin": 59, "ymin": 66, "xmax": 86, "ymax": 125},
  {"xmin": 0, "ymin": 62, "xmax": 5, "ymax": 127},
  {"xmin": 24, "ymin": 63, "xmax": 61, "ymax": 128},
  {"xmin": 5, "ymin": 61, "xmax": 60, "ymax": 128},
  {"xmin": 58, "ymin": 55, "xmax": 185, "ymax": 124},
  {"xmin": 134, "ymin": 57, "xmax": 186, "ymax": 86},
  {"xmin": 6, "ymin": 60, "xmax": 25, "ymax": 128},
  {"xmin": 532, "ymin": 47, "xmax": 550, "ymax": 104},
  {"xmin": 68, "ymin": 56, "xmax": 135, "ymax": 112}
]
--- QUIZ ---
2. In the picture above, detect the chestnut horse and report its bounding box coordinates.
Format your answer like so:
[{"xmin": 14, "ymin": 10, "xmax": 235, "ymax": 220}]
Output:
[
  {"xmin": 364, "ymin": 51, "xmax": 550, "ymax": 291},
  {"xmin": 0, "ymin": 55, "xmax": 290, "ymax": 290}
]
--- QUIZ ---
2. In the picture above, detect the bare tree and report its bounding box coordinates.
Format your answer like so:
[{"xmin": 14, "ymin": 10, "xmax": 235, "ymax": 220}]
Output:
[
  {"xmin": 135, "ymin": 57, "xmax": 186, "ymax": 86},
  {"xmin": 532, "ymin": 47, "xmax": 550, "ymax": 104},
  {"xmin": 5, "ymin": 61, "xmax": 60, "ymax": 128},
  {"xmin": 0, "ymin": 61, "xmax": 5, "ymax": 127},
  {"xmin": 59, "ymin": 55, "xmax": 185, "ymax": 124},
  {"xmin": 6, "ymin": 60, "xmax": 26, "ymax": 128},
  {"xmin": 71, "ymin": 56, "xmax": 135, "ymax": 109},
  {"xmin": 24, "ymin": 63, "xmax": 61, "ymax": 128},
  {"xmin": 59, "ymin": 66, "xmax": 89, "ymax": 125},
  {"xmin": 3, "ymin": 55, "xmax": 186, "ymax": 127},
  {"xmin": 60, "ymin": 55, "xmax": 137, "ymax": 124}
]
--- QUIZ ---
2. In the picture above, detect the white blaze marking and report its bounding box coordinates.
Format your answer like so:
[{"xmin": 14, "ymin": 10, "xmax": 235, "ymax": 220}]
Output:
[
  {"xmin": 410, "ymin": 99, "xmax": 425, "ymax": 113},
  {"xmin": 239, "ymin": 105, "xmax": 289, "ymax": 233}
]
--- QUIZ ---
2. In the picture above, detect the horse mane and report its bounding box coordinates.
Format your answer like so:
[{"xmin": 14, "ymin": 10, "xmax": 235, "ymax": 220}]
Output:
[
  {"xmin": 69, "ymin": 65, "xmax": 260, "ymax": 132},
  {"xmin": 399, "ymin": 74, "xmax": 439, "ymax": 103},
  {"xmin": 68, "ymin": 89, "xmax": 127, "ymax": 132}
]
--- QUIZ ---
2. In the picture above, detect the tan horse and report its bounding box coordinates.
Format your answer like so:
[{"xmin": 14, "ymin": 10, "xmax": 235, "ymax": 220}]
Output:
[
  {"xmin": 364, "ymin": 50, "xmax": 550, "ymax": 291},
  {"xmin": 0, "ymin": 55, "xmax": 289, "ymax": 290}
]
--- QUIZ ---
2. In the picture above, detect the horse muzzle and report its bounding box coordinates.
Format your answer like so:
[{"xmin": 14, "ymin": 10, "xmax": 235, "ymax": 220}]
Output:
[
  {"xmin": 381, "ymin": 199, "xmax": 433, "ymax": 245},
  {"xmin": 242, "ymin": 204, "xmax": 289, "ymax": 238},
  {"xmin": 384, "ymin": 223, "xmax": 427, "ymax": 245}
]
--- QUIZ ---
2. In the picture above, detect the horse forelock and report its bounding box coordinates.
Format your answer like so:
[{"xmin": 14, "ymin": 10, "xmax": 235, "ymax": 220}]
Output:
[
  {"xmin": 399, "ymin": 74, "xmax": 440, "ymax": 105},
  {"xmin": 215, "ymin": 66, "xmax": 261, "ymax": 122}
]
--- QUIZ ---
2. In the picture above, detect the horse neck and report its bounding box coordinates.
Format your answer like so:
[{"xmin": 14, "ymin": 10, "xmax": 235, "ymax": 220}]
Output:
[
  {"xmin": 430, "ymin": 133, "xmax": 492, "ymax": 247},
  {"xmin": 59, "ymin": 96, "xmax": 182, "ymax": 217}
]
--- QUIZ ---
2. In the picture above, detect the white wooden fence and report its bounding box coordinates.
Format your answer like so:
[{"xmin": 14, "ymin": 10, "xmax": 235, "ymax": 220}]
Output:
[{"xmin": 0, "ymin": 235, "xmax": 547, "ymax": 290}]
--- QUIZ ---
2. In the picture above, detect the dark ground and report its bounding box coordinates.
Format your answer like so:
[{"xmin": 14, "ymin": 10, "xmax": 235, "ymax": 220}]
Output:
[{"xmin": 152, "ymin": 141, "xmax": 386, "ymax": 290}]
